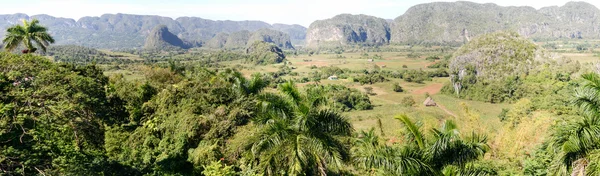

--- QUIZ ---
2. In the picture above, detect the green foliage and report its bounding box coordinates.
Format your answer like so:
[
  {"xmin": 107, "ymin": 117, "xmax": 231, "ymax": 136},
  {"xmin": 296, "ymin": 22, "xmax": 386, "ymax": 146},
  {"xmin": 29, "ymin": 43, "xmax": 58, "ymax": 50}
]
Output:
[
  {"xmin": 401, "ymin": 96, "xmax": 416, "ymax": 107},
  {"xmin": 3, "ymin": 19, "xmax": 55, "ymax": 53},
  {"xmin": 393, "ymin": 82, "xmax": 404, "ymax": 92},
  {"xmin": 407, "ymin": 52, "xmax": 421, "ymax": 58},
  {"xmin": 202, "ymin": 160, "xmax": 236, "ymax": 176},
  {"xmin": 352, "ymin": 115, "xmax": 493, "ymax": 175},
  {"xmin": 541, "ymin": 73, "xmax": 600, "ymax": 175},
  {"xmin": 445, "ymin": 32, "xmax": 580, "ymax": 105},
  {"xmin": 249, "ymin": 81, "xmax": 353, "ymax": 175},
  {"xmin": 0, "ymin": 52, "xmax": 133, "ymax": 174},
  {"xmin": 354, "ymin": 70, "xmax": 388, "ymax": 85},
  {"xmin": 305, "ymin": 84, "xmax": 373, "ymax": 111},
  {"xmin": 246, "ymin": 41, "xmax": 286, "ymax": 65}
]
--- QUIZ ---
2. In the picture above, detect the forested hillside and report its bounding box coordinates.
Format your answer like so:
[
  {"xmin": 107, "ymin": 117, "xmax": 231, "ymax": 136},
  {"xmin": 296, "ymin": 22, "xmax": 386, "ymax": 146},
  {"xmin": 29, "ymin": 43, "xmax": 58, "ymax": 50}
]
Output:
[
  {"xmin": 0, "ymin": 13, "xmax": 306, "ymax": 49},
  {"xmin": 391, "ymin": 1, "xmax": 600, "ymax": 45},
  {"xmin": 308, "ymin": 1, "xmax": 600, "ymax": 47}
]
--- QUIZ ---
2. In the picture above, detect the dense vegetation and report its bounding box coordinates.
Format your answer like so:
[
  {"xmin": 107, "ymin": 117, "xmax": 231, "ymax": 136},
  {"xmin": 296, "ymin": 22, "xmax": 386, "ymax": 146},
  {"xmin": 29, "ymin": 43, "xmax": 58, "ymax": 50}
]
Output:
[
  {"xmin": 443, "ymin": 32, "xmax": 580, "ymax": 106},
  {"xmin": 4, "ymin": 8, "xmax": 600, "ymax": 176}
]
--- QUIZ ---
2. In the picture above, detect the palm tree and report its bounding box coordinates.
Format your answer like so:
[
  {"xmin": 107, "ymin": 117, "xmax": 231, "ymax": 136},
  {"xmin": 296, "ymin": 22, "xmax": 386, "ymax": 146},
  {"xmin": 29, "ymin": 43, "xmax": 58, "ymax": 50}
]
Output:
[
  {"xmin": 395, "ymin": 114, "xmax": 492, "ymax": 175},
  {"xmin": 352, "ymin": 129, "xmax": 433, "ymax": 175},
  {"xmin": 248, "ymin": 81, "xmax": 353, "ymax": 175},
  {"xmin": 2, "ymin": 19, "xmax": 54, "ymax": 53},
  {"xmin": 548, "ymin": 73, "xmax": 600, "ymax": 175}
]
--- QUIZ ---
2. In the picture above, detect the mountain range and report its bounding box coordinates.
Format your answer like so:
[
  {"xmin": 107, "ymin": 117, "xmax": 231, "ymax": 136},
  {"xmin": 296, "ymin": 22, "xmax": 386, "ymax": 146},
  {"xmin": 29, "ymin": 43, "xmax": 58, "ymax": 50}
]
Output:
[
  {"xmin": 0, "ymin": 13, "xmax": 305, "ymax": 49},
  {"xmin": 1, "ymin": 1, "xmax": 599, "ymax": 49}
]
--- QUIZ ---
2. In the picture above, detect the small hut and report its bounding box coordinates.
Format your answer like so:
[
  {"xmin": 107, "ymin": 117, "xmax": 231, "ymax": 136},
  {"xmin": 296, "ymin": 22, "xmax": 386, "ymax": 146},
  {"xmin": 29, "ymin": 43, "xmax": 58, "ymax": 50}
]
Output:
[
  {"xmin": 367, "ymin": 59, "xmax": 374, "ymax": 62},
  {"xmin": 423, "ymin": 97, "xmax": 436, "ymax": 107}
]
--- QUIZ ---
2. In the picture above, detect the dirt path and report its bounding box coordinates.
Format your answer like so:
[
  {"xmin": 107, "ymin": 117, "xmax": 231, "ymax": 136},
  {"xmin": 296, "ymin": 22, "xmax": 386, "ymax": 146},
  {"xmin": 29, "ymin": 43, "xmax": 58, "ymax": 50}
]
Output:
[
  {"xmin": 436, "ymin": 103, "xmax": 457, "ymax": 118},
  {"xmin": 412, "ymin": 83, "xmax": 444, "ymax": 95}
]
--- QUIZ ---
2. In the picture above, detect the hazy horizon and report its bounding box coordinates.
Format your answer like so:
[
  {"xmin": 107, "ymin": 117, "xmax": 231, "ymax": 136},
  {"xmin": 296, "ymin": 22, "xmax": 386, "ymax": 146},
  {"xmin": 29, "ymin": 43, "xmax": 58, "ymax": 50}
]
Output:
[{"xmin": 1, "ymin": 0, "xmax": 598, "ymax": 27}]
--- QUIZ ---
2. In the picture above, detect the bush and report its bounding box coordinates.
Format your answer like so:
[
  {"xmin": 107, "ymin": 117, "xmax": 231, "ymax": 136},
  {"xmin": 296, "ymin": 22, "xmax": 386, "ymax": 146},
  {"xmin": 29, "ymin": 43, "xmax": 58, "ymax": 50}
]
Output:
[
  {"xmin": 401, "ymin": 96, "xmax": 416, "ymax": 107},
  {"xmin": 305, "ymin": 84, "xmax": 373, "ymax": 111},
  {"xmin": 393, "ymin": 83, "xmax": 404, "ymax": 92},
  {"xmin": 202, "ymin": 161, "xmax": 236, "ymax": 176}
]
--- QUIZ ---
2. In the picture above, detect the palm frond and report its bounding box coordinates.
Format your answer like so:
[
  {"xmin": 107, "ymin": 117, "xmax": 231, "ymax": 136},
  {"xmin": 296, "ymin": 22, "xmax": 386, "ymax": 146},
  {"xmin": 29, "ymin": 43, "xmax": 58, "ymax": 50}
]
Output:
[
  {"xmin": 2, "ymin": 19, "xmax": 53, "ymax": 53},
  {"xmin": 279, "ymin": 80, "xmax": 302, "ymax": 105},
  {"xmin": 395, "ymin": 114, "xmax": 426, "ymax": 149},
  {"xmin": 305, "ymin": 109, "xmax": 352, "ymax": 136}
]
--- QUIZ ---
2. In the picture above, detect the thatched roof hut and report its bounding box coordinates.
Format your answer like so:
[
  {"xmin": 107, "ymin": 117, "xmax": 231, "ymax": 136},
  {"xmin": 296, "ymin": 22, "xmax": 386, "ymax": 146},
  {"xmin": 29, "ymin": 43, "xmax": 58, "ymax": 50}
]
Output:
[{"xmin": 423, "ymin": 97, "xmax": 436, "ymax": 107}]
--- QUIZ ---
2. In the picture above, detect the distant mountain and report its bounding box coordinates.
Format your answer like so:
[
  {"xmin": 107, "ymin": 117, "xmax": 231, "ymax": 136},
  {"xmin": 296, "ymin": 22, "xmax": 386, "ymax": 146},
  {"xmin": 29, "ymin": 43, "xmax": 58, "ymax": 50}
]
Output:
[
  {"xmin": 0, "ymin": 13, "xmax": 306, "ymax": 49},
  {"xmin": 306, "ymin": 14, "xmax": 390, "ymax": 47},
  {"xmin": 2, "ymin": 1, "xmax": 600, "ymax": 49},
  {"xmin": 205, "ymin": 32, "xmax": 229, "ymax": 48},
  {"xmin": 224, "ymin": 30, "xmax": 252, "ymax": 49},
  {"xmin": 391, "ymin": 1, "xmax": 600, "ymax": 45},
  {"xmin": 272, "ymin": 23, "xmax": 306, "ymax": 45},
  {"xmin": 175, "ymin": 17, "xmax": 272, "ymax": 42},
  {"xmin": 248, "ymin": 28, "xmax": 294, "ymax": 49},
  {"xmin": 144, "ymin": 25, "xmax": 189, "ymax": 50},
  {"xmin": 204, "ymin": 28, "xmax": 294, "ymax": 50}
]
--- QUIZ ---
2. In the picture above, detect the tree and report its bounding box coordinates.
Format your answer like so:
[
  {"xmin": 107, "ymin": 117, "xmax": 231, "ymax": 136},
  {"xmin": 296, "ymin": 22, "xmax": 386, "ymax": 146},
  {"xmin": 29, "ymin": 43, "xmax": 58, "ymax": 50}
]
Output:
[
  {"xmin": 393, "ymin": 82, "xmax": 404, "ymax": 92},
  {"xmin": 0, "ymin": 52, "xmax": 134, "ymax": 175},
  {"xmin": 548, "ymin": 73, "xmax": 600, "ymax": 175},
  {"xmin": 3, "ymin": 19, "xmax": 55, "ymax": 53},
  {"xmin": 396, "ymin": 115, "xmax": 492, "ymax": 175},
  {"xmin": 352, "ymin": 129, "xmax": 433, "ymax": 175},
  {"xmin": 248, "ymin": 81, "xmax": 353, "ymax": 175}
]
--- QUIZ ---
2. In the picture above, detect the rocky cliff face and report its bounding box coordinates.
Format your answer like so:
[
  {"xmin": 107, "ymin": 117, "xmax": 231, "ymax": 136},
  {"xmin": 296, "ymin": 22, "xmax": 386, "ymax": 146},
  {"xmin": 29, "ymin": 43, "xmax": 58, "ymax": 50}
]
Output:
[
  {"xmin": 391, "ymin": 1, "xmax": 600, "ymax": 45},
  {"xmin": 144, "ymin": 25, "xmax": 189, "ymax": 50},
  {"xmin": 306, "ymin": 14, "xmax": 390, "ymax": 47}
]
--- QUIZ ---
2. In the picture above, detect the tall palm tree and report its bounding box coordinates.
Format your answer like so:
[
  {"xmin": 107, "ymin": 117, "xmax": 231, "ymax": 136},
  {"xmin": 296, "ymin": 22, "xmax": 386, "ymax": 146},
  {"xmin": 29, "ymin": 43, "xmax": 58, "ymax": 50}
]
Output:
[
  {"xmin": 548, "ymin": 73, "xmax": 600, "ymax": 175},
  {"xmin": 2, "ymin": 19, "xmax": 54, "ymax": 53},
  {"xmin": 248, "ymin": 81, "xmax": 353, "ymax": 175}
]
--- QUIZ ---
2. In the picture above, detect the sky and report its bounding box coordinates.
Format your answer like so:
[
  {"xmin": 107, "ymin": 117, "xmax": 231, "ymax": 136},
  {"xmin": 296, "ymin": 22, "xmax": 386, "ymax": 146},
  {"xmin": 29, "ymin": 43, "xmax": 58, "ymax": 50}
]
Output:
[{"xmin": 1, "ymin": 0, "xmax": 598, "ymax": 27}]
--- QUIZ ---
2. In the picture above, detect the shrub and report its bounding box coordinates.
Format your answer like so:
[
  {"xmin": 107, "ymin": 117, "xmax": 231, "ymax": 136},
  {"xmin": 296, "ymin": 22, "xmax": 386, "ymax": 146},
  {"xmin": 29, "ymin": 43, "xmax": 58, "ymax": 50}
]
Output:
[
  {"xmin": 202, "ymin": 161, "xmax": 236, "ymax": 176},
  {"xmin": 401, "ymin": 96, "xmax": 416, "ymax": 107},
  {"xmin": 393, "ymin": 82, "xmax": 404, "ymax": 92}
]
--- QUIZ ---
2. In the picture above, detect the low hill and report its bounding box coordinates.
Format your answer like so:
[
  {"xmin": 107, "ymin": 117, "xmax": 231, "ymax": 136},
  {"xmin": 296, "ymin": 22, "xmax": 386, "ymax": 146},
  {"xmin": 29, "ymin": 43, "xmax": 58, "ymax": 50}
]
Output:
[
  {"xmin": 444, "ymin": 32, "xmax": 580, "ymax": 103},
  {"xmin": 246, "ymin": 41, "xmax": 286, "ymax": 65},
  {"xmin": 144, "ymin": 25, "xmax": 189, "ymax": 50}
]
